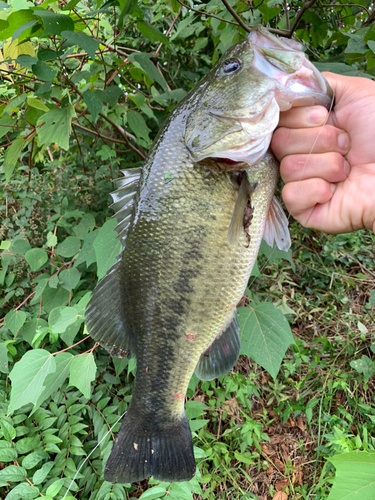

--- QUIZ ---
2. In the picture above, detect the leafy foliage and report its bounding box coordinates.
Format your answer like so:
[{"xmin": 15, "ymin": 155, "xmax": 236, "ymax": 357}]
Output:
[{"xmin": 1, "ymin": 0, "xmax": 375, "ymax": 499}]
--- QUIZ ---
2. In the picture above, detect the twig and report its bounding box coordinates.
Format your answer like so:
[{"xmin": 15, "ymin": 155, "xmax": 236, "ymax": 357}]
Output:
[
  {"xmin": 52, "ymin": 335, "xmax": 90, "ymax": 355},
  {"xmin": 284, "ymin": 0, "xmax": 290, "ymax": 31},
  {"xmin": 72, "ymin": 125, "xmax": 86, "ymax": 173},
  {"xmin": 221, "ymin": 0, "xmax": 252, "ymax": 32},
  {"xmin": 72, "ymin": 122, "xmax": 128, "ymax": 145},
  {"xmin": 26, "ymin": 137, "xmax": 34, "ymax": 192},
  {"xmin": 288, "ymin": 0, "xmax": 319, "ymax": 38},
  {"xmin": 176, "ymin": 0, "xmax": 239, "ymax": 26},
  {"xmin": 323, "ymin": 3, "xmax": 370, "ymax": 15},
  {"xmin": 98, "ymin": 112, "xmax": 146, "ymax": 160},
  {"xmin": 155, "ymin": 5, "xmax": 183, "ymax": 56}
]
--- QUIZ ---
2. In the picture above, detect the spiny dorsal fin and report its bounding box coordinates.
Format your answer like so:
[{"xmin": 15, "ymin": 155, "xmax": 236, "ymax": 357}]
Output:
[
  {"xmin": 110, "ymin": 168, "xmax": 141, "ymax": 250},
  {"xmin": 263, "ymin": 195, "xmax": 291, "ymax": 251}
]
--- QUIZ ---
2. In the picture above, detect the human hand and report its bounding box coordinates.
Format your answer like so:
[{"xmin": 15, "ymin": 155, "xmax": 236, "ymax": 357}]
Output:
[{"xmin": 271, "ymin": 72, "xmax": 375, "ymax": 234}]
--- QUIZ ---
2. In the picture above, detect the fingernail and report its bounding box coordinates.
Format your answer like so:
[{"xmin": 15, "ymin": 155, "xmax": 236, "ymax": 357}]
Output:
[
  {"xmin": 308, "ymin": 107, "xmax": 326, "ymax": 124},
  {"xmin": 330, "ymin": 183, "xmax": 337, "ymax": 194},
  {"xmin": 343, "ymin": 159, "xmax": 350, "ymax": 176},
  {"xmin": 338, "ymin": 133, "xmax": 350, "ymax": 152}
]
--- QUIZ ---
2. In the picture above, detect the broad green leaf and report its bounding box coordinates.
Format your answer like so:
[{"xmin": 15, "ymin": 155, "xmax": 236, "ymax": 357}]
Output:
[
  {"xmin": 11, "ymin": 238, "xmax": 31, "ymax": 255},
  {"xmin": 22, "ymin": 450, "xmax": 48, "ymax": 469},
  {"xmin": 55, "ymin": 236, "xmax": 81, "ymax": 257},
  {"xmin": 46, "ymin": 231, "xmax": 57, "ymax": 247},
  {"xmin": 36, "ymin": 104, "xmax": 76, "ymax": 150},
  {"xmin": 50, "ymin": 307, "xmax": 78, "ymax": 333},
  {"xmin": 0, "ymin": 447, "xmax": 17, "ymax": 462},
  {"xmin": 93, "ymin": 219, "xmax": 121, "ymax": 279},
  {"xmin": 59, "ymin": 268, "xmax": 81, "ymax": 291},
  {"xmin": 350, "ymin": 355, "xmax": 375, "ymax": 382},
  {"xmin": 137, "ymin": 20, "xmax": 168, "ymax": 44},
  {"xmin": 31, "ymin": 60, "xmax": 57, "ymax": 81},
  {"xmin": 0, "ymin": 117, "xmax": 16, "ymax": 139},
  {"xmin": 328, "ymin": 451, "xmax": 375, "ymax": 500},
  {"xmin": 15, "ymin": 437, "xmax": 41, "ymax": 454},
  {"xmin": 3, "ymin": 137, "xmax": 25, "ymax": 182},
  {"xmin": 0, "ymin": 418, "xmax": 16, "ymax": 440},
  {"xmin": 25, "ymin": 248, "xmax": 48, "ymax": 271},
  {"xmin": 170, "ymin": 482, "xmax": 193, "ymax": 499},
  {"xmin": 4, "ymin": 309, "xmax": 26, "ymax": 335},
  {"xmin": 130, "ymin": 52, "xmax": 168, "ymax": 91},
  {"xmin": 344, "ymin": 34, "xmax": 368, "ymax": 54},
  {"xmin": 21, "ymin": 318, "xmax": 48, "ymax": 345},
  {"xmin": 260, "ymin": 240, "xmax": 295, "ymax": 271},
  {"xmin": 95, "ymin": 86, "xmax": 123, "ymax": 106},
  {"xmin": 0, "ymin": 343, "xmax": 8, "ymax": 373},
  {"xmin": 4, "ymin": 481, "xmax": 40, "ymax": 499},
  {"xmin": 118, "ymin": 0, "xmax": 138, "ymax": 28},
  {"xmin": 83, "ymin": 90, "xmax": 102, "ymax": 120},
  {"xmin": 73, "ymin": 213, "xmax": 96, "ymax": 239},
  {"xmin": 138, "ymin": 486, "xmax": 167, "ymax": 500},
  {"xmin": 8, "ymin": 349, "xmax": 56, "ymax": 414},
  {"xmin": 27, "ymin": 97, "xmax": 50, "ymax": 112},
  {"xmin": 127, "ymin": 109, "xmax": 151, "ymax": 143},
  {"xmin": 0, "ymin": 464, "xmax": 27, "ymax": 482},
  {"xmin": 0, "ymin": 10, "xmax": 37, "ymax": 41},
  {"xmin": 61, "ymin": 30, "xmax": 100, "ymax": 60},
  {"xmin": 69, "ymin": 352, "xmax": 96, "ymax": 398},
  {"xmin": 238, "ymin": 302, "xmax": 295, "ymax": 379},
  {"xmin": 46, "ymin": 478, "xmax": 65, "ymax": 497},
  {"xmin": 33, "ymin": 352, "xmax": 73, "ymax": 413},
  {"xmin": 12, "ymin": 20, "xmax": 38, "ymax": 42},
  {"xmin": 35, "ymin": 10, "xmax": 74, "ymax": 36},
  {"xmin": 42, "ymin": 286, "xmax": 70, "ymax": 314},
  {"xmin": 37, "ymin": 48, "xmax": 62, "ymax": 61},
  {"xmin": 32, "ymin": 461, "xmax": 54, "ymax": 485}
]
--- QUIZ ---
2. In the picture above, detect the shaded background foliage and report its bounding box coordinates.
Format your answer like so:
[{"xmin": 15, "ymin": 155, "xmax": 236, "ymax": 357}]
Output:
[{"xmin": 0, "ymin": 0, "xmax": 375, "ymax": 499}]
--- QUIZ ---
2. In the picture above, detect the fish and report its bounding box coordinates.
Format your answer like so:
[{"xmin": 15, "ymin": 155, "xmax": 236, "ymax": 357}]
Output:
[{"xmin": 85, "ymin": 25, "xmax": 332, "ymax": 484}]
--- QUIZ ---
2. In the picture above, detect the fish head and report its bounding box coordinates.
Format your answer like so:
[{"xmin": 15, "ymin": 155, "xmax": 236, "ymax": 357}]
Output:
[{"xmin": 185, "ymin": 26, "xmax": 333, "ymax": 167}]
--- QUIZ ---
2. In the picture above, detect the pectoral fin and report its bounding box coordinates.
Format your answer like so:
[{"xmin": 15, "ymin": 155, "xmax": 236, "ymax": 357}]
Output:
[
  {"xmin": 263, "ymin": 195, "xmax": 291, "ymax": 251},
  {"xmin": 195, "ymin": 316, "xmax": 241, "ymax": 381},
  {"xmin": 227, "ymin": 175, "xmax": 258, "ymax": 245}
]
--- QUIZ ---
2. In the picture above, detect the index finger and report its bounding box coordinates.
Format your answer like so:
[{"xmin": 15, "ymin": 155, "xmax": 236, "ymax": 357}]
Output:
[{"xmin": 278, "ymin": 106, "xmax": 329, "ymax": 129}]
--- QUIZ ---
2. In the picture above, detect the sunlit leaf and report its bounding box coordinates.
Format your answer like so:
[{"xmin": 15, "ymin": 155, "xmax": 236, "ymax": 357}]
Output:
[
  {"xmin": 36, "ymin": 105, "xmax": 76, "ymax": 150},
  {"xmin": 328, "ymin": 451, "xmax": 375, "ymax": 500},
  {"xmin": 69, "ymin": 353, "xmax": 96, "ymax": 398}
]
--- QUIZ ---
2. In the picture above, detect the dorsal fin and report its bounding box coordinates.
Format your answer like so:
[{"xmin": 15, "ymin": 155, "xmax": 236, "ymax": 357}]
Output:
[{"xmin": 110, "ymin": 168, "xmax": 141, "ymax": 249}]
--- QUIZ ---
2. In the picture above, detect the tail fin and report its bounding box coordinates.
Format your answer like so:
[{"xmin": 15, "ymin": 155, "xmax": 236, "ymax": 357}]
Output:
[{"xmin": 104, "ymin": 406, "xmax": 196, "ymax": 483}]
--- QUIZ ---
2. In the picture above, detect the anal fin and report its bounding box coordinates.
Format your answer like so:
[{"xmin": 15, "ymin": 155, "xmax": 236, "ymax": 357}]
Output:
[
  {"xmin": 195, "ymin": 316, "xmax": 241, "ymax": 381},
  {"xmin": 85, "ymin": 259, "xmax": 133, "ymax": 358}
]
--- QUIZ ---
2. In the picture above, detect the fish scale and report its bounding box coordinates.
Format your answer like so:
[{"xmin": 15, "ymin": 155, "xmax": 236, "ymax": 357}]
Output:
[{"xmin": 85, "ymin": 25, "xmax": 332, "ymax": 484}]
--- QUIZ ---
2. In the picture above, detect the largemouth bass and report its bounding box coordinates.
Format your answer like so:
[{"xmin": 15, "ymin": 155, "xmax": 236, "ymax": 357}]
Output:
[{"xmin": 85, "ymin": 26, "xmax": 332, "ymax": 484}]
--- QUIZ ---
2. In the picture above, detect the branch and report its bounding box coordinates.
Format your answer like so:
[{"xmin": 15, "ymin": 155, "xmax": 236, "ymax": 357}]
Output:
[
  {"xmin": 288, "ymin": 0, "xmax": 318, "ymax": 37},
  {"xmin": 221, "ymin": 0, "xmax": 252, "ymax": 32},
  {"xmin": 73, "ymin": 122, "xmax": 128, "ymax": 145},
  {"xmin": 323, "ymin": 3, "xmax": 370, "ymax": 16},
  {"xmin": 98, "ymin": 113, "xmax": 146, "ymax": 160},
  {"xmin": 176, "ymin": 0, "xmax": 240, "ymax": 26}
]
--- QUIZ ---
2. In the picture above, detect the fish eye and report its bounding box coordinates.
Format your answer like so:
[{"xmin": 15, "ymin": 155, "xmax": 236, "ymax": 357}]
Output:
[{"xmin": 222, "ymin": 58, "xmax": 242, "ymax": 74}]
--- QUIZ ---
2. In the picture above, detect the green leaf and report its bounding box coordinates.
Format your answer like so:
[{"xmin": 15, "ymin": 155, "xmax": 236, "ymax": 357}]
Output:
[
  {"xmin": 35, "ymin": 10, "xmax": 74, "ymax": 36},
  {"xmin": 11, "ymin": 239, "xmax": 31, "ymax": 255},
  {"xmin": 83, "ymin": 90, "xmax": 103, "ymax": 121},
  {"xmin": 350, "ymin": 355, "xmax": 375, "ymax": 382},
  {"xmin": 0, "ymin": 343, "xmax": 8, "ymax": 373},
  {"xmin": 15, "ymin": 437, "xmax": 41, "ymax": 454},
  {"xmin": 55, "ymin": 236, "xmax": 81, "ymax": 257},
  {"xmin": 61, "ymin": 30, "xmax": 100, "ymax": 60},
  {"xmin": 137, "ymin": 20, "xmax": 168, "ymax": 44},
  {"xmin": 0, "ymin": 117, "xmax": 16, "ymax": 139},
  {"xmin": 49, "ymin": 307, "xmax": 78, "ymax": 333},
  {"xmin": 25, "ymin": 248, "xmax": 48, "ymax": 271},
  {"xmin": 4, "ymin": 309, "xmax": 26, "ymax": 335},
  {"xmin": 22, "ymin": 450, "xmax": 48, "ymax": 469},
  {"xmin": 0, "ymin": 10, "xmax": 37, "ymax": 41},
  {"xmin": 32, "ymin": 461, "xmax": 54, "ymax": 485},
  {"xmin": 8, "ymin": 349, "xmax": 56, "ymax": 414},
  {"xmin": 93, "ymin": 219, "xmax": 121, "ymax": 279},
  {"xmin": 59, "ymin": 268, "xmax": 81, "ymax": 291},
  {"xmin": 94, "ymin": 86, "xmax": 123, "ymax": 106},
  {"xmin": 21, "ymin": 318, "xmax": 48, "ymax": 345},
  {"xmin": 31, "ymin": 60, "xmax": 57, "ymax": 81},
  {"xmin": 127, "ymin": 109, "xmax": 151, "ymax": 143},
  {"xmin": 0, "ymin": 447, "xmax": 17, "ymax": 462},
  {"xmin": 129, "ymin": 52, "xmax": 168, "ymax": 91},
  {"xmin": 344, "ymin": 34, "xmax": 368, "ymax": 54},
  {"xmin": 3, "ymin": 137, "xmax": 26, "ymax": 182},
  {"xmin": 238, "ymin": 302, "xmax": 295, "ymax": 379},
  {"xmin": 118, "ymin": 0, "xmax": 138, "ymax": 28},
  {"xmin": 36, "ymin": 105, "xmax": 76, "ymax": 150},
  {"xmin": 260, "ymin": 240, "xmax": 295, "ymax": 271},
  {"xmin": 0, "ymin": 464, "xmax": 27, "ymax": 482},
  {"xmin": 4, "ymin": 481, "xmax": 40, "ymax": 499},
  {"xmin": 46, "ymin": 478, "xmax": 65, "ymax": 497},
  {"xmin": 46, "ymin": 231, "xmax": 58, "ymax": 248},
  {"xmin": 42, "ymin": 286, "xmax": 70, "ymax": 314},
  {"xmin": 0, "ymin": 418, "xmax": 16, "ymax": 440},
  {"xmin": 328, "ymin": 451, "xmax": 375, "ymax": 500},
  {"xmin": 138, "ymin": 486, "xmax": 167, "ymax": 500},
  {"xmin": 69, "ymin": 352, "xmax": 96, "ymax": 398}
]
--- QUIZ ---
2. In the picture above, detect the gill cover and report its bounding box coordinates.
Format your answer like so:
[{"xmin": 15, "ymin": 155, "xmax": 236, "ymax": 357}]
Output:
[{"xmin": 185, "ymin": 25, "xmax": 333, "ymax": 166}]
